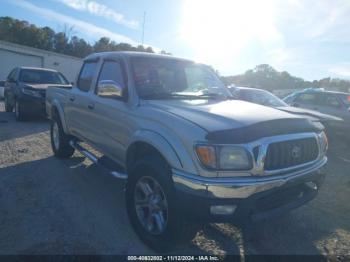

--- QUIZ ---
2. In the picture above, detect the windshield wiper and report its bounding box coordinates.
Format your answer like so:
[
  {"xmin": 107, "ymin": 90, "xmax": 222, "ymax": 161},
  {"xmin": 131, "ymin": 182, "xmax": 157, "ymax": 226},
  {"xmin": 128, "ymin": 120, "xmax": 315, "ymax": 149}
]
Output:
[
  {"xmin": 141, "ymin": 92, "xmax": 233, "ymax": 100},
  {"xmin": 197, "ymin": 93, "xmax": 233, "ymax": 100},
  {"xmin": 142, "ymin": 93, "xmax": 207, "ymax": 100}
]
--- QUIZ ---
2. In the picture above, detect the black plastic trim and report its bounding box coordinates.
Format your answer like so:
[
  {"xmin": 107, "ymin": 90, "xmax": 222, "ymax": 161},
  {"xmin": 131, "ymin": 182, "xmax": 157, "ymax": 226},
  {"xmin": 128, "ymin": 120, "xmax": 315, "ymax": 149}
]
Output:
[{"xmin": 206, "ymin": 118, "xmax": 324, "ymax": 144}]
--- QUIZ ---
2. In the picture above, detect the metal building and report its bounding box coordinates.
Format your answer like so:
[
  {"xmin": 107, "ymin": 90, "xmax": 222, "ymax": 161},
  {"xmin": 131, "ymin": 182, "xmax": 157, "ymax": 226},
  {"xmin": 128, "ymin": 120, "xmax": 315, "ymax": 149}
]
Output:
[{"xmin": 0, "ymin": 40, "xmax": 83, "ymax": 82}]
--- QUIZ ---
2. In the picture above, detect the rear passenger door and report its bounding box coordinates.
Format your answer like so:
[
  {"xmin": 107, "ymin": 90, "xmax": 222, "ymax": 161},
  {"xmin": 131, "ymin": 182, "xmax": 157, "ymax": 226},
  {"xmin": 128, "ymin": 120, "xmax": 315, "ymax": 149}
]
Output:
[
  {"xmin": 88, "ymin": 59, "xmax": 129, "ymax": 165},
  {"xmin": 66, "ymin": 59, "xmax": 99, "ymax": 141}
]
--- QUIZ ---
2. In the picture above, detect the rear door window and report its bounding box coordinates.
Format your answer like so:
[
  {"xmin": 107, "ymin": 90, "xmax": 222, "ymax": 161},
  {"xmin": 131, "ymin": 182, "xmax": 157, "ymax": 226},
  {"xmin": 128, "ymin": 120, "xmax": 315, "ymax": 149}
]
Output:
[
  {"xmin": 320, "ymin": 94, "xmax": 342, "ymax": 108},
  {"xmin": 77, "ymin": 61, "xmax": 98, "ymax": 92},
  {"xmin": 295, "ymin": 93, "xmax": 320, "ymax": 105}
]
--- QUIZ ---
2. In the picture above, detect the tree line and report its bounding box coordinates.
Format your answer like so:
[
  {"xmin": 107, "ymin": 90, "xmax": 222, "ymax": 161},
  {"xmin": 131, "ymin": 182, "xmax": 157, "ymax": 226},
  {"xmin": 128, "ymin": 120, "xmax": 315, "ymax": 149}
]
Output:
[
  {"xmin": 0, "ymin": 16, "xmax": 170, "ymax": 58},
  {"xmin": 1, "ymin": 16, "xmax": 349, "ymax": 91},
  {"xmin": 221, "ymin": 64, "xmax": 350, "ymax": 92}
]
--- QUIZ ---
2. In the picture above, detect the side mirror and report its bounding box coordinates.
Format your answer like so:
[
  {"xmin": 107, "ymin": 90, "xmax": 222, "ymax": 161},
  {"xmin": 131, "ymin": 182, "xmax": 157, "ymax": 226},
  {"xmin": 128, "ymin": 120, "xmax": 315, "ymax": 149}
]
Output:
[
  {"xmin": 292, "ymin": 102, "xmax": 300, "ymax": 107},
  {"xmin": 97, "ymin": 80, "xmax": 124, "ymax": 99},
  {"xmin": 0, "ymin": 80, "xmax": 5, "ymax": 87}
]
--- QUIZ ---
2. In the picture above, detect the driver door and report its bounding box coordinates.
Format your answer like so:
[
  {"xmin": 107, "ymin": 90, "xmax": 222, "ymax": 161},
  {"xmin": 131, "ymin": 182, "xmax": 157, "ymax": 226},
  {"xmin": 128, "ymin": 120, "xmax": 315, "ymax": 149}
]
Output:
[{"xmin": 88, "ymin": 59, "xmax": 130, "ymax": 165}]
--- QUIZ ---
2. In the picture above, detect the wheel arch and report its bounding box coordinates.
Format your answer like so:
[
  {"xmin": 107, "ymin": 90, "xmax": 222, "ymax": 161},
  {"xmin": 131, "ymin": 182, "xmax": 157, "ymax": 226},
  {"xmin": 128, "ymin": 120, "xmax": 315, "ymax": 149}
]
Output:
[
  {"xmin": 126, "ymin": 130, "xmax": 192, "ymax": 174},
  {"xmin": 50, "ymin": 100, "xmax": 69, "ymax": 134}
]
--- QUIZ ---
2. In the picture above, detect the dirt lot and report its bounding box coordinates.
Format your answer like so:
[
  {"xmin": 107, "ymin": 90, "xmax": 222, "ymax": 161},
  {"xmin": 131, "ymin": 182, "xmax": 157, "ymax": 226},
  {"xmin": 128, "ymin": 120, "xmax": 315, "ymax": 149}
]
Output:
[{"xmin": 0, "ymin": 101, "xmax": 349, "ymax": 257}]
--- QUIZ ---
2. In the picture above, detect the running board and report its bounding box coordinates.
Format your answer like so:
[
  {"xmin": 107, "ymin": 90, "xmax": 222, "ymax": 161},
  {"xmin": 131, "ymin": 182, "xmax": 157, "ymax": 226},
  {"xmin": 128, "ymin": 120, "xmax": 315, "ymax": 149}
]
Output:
[{"xmin": 69, "ymin": 140, "xmax": 128, "ymax": 179}]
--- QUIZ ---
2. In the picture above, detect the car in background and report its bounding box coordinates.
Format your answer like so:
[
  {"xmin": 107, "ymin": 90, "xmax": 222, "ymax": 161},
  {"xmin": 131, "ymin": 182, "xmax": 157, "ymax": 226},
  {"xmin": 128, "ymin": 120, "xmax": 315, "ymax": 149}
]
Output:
[
  {"xmin": 282, "ymin": 89, "xmax": 350, "ymax": 140},
  {"xmin": 230, "ymin": 86, "xmax": 342, "ymax": 138},
  {"xmin": 3, "ymin": 67, "xmax": 71, "ymax": 120}
]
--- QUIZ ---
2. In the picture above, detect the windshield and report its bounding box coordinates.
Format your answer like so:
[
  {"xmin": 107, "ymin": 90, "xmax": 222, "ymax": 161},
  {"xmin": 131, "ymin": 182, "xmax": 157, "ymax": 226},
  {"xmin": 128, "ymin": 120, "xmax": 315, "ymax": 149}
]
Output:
[
  {"xmin": 19, "ymin": 69, "xmax": 68, "ymax": 84},
  {"xmin": 131, "ymin": 57, "xmax": 231, "ymax": 100},
  {"xmin": 235, "ymin": 88, "xmax": 288, "ymax": 107}
]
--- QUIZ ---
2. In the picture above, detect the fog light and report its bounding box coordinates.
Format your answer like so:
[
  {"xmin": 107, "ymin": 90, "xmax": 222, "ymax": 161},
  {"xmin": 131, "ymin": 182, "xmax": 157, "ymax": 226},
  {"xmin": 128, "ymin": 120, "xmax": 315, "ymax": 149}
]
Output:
[{"xmin": 210, "ymin": 205, "xmax": 237, "ymax": 215}]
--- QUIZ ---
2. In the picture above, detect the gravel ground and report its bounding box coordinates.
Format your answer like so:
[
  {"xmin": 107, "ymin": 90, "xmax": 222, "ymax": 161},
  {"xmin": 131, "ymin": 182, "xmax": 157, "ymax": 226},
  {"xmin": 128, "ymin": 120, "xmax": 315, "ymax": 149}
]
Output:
[{"xmin": 0, "ymin": 101, "xmax": 349, "ymax": 257}]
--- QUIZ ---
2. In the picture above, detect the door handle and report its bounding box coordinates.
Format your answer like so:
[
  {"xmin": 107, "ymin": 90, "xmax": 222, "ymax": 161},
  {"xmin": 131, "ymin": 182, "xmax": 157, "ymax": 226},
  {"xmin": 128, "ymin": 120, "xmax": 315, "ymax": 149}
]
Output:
[
  {"xmin": 69, "ymin": 96, "xmax": 75, "ymax": 102},
  {"xmin": 88, "ymin": 102, "xmax": 95, "ymax": 110}
]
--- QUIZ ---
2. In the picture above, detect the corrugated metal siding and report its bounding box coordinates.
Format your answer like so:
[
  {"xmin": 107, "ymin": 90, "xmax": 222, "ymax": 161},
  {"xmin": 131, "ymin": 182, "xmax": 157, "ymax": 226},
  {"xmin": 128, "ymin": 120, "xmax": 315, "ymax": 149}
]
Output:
[
  {"xmin": 0, "ymin": 41, "xmax": 83, "ymax": 82},
  {"xmin": 0, "ymin": 49, "xmax": 43, "ymax": 80}
]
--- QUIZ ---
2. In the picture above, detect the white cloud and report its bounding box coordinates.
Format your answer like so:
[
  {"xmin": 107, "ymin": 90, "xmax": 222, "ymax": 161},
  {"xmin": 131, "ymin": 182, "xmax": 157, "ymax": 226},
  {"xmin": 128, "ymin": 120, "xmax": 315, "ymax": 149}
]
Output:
[
  {"xmin": 11, "ymin": 0, "xmax": 139, "ymax": 45},
  {"xmin": 268, "ymin": 47, "xmax": 298, "ymax": 66},
  {"xmin": 177, "ymin": 0, "xmax": 350, "ymax": 79},
  {"xmin": 330, "ymin": 64, "xmax": 350, "ymax": 78},
  {"xmin": 180, "ymin": 0, "xmax": 284, "ymax": 73},
  {"xmin": 275, "ymin": 0, "xmax": 350, "ymax": 42},
  {"xmin": 56, "ymin": 0, "xmax": 139, "ymax": 29}
]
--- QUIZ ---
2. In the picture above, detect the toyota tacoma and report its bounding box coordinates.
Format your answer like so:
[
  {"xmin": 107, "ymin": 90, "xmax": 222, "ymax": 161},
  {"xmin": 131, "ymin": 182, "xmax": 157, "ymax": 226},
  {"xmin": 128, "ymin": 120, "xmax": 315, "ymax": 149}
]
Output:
[{"xmin": 46, "ymin": 52, "xmax": 328, "ymax": 250}]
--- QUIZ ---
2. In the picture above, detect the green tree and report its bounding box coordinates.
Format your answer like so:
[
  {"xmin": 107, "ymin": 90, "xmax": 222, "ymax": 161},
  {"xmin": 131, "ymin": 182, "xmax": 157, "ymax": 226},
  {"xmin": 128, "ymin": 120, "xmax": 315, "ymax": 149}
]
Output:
[{"xmin": 0, "ymin": 16, "xmax": 164, "ymax": 58}]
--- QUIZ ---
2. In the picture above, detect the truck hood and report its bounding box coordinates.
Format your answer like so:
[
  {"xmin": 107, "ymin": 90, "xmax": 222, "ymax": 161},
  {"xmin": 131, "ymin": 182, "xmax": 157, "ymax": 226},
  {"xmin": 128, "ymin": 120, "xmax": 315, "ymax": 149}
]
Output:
[
  {"xmin": 276, "ymin": 106, "xmax": 342, "ymax": 122},
  {"xmin": 145, "ymin": 99, "xmax": 316, "ymax": 132}
]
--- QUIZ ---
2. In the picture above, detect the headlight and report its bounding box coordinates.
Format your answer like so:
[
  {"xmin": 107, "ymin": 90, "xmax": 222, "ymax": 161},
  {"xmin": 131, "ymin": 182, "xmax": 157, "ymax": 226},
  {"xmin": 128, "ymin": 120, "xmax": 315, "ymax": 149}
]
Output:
[
  {"xmin": 195, "ymin": 144, "xmax": 252, "ymax": 170},
  {"xmin": 318, "ymin": 131, "xmax": 328, "ymax": 153},
  {"xmin": 219, "ymin": 146, "xmax": 252, "ymax": 170},
  {"xmin": 22, "ymin": 88, "xmax": 42, "ymax": 98}
]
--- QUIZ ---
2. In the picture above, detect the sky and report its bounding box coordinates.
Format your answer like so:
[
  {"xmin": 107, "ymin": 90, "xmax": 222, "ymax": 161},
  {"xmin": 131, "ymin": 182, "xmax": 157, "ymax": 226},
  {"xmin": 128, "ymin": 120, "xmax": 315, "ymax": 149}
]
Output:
[{"xmin": 1, "ymin": 0, "xmax": 350, "ymax": 80}]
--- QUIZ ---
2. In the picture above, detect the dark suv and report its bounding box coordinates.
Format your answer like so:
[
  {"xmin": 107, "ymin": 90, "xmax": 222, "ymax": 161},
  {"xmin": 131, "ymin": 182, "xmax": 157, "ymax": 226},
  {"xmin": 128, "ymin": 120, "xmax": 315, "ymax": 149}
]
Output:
[
  {"xmin": 4, "ymin": 67, "xmax": 70, "ymax": 121},
  {"xmin": 284, "ymin": 89, "xmax": 350, "ymax": 140}
]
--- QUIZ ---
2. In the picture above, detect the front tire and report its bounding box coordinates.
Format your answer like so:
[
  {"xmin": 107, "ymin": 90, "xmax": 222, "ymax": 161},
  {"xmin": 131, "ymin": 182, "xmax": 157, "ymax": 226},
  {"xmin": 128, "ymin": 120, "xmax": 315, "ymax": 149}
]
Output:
[
  {"xmin": 14, "ymin": 100, "xmax": 26, "ymax": 121},
  {"xmin": 4, "ymin": 95, "xmax": 13, "ymax": 112},
  {"xmin": 126, "ymin": 155, "xmax": 198, "ymax": 251},
  {"xmin": 50, "ymin": 117, "xmax": 75, "ymax": 158}
]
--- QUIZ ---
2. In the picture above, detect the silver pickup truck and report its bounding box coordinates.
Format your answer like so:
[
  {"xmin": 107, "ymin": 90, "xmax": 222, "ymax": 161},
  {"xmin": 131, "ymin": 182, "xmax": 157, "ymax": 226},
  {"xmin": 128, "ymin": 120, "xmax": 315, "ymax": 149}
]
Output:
[{"xmin": 46, "ymin": 52, "xmax": 328, "ymax": 250}]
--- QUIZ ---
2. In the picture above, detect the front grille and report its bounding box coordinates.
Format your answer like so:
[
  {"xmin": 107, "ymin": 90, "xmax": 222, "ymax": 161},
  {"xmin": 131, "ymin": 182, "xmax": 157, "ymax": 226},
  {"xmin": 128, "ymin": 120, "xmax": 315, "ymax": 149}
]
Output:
[{"xmin": 265, "ymin": 137, "xmax": 318, "ymax": 171}]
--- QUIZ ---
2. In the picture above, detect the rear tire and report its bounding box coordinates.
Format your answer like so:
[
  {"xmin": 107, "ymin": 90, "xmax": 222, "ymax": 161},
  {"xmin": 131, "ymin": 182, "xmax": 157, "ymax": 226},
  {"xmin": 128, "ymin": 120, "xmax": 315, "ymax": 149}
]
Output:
[
  {"xmin": 4, "ymin": 95, "xmax": 13, "ymax": 113},
  {"xmin": 14, "ymin": 100, "xmax": 26, "ymax": 121},
  {"xmin": 50, "ymin": 117, "xmax": 75, "ymax": 158},
  {"xmin": 126, "ymin": 155, "xmax": 199, "ymax": 251}
]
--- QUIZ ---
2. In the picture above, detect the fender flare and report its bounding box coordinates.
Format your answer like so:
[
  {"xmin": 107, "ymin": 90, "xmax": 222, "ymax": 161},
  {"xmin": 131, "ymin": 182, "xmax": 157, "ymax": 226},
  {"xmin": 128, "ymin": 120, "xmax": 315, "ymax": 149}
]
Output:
[
  {"xmin": 127, "ymin": 130, "xmax": 197, "ymax": 173},
  {"xmin": 50, "ymin": 99, "xmax": 69, "ymax": 134}
]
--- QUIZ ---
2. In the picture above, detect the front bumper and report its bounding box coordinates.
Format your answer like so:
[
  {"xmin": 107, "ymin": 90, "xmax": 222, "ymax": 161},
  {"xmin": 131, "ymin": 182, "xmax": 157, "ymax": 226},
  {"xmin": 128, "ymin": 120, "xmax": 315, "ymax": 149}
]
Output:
[
  {"xmin": 18, "ymin": 94, "xmax": 46, "ymax": 116},
  {"xmin": 172, "ymin": 157, "xmax": 327, "ymax": 222}
]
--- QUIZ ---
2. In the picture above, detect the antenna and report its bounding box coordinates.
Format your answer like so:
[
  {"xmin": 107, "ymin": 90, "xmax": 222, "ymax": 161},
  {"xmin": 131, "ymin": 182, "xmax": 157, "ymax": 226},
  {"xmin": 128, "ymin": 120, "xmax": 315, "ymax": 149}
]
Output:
[{"xmin": 142, "ymin": 11, "xmax": 146, "ymax": 46}]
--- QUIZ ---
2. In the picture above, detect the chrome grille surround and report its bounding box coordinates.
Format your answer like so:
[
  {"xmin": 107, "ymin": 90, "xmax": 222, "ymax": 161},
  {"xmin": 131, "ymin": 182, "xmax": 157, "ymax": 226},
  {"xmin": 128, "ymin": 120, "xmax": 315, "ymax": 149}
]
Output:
[{"xmin": 212, "ymin": 132, "xmax": 324, "ymax": 177}]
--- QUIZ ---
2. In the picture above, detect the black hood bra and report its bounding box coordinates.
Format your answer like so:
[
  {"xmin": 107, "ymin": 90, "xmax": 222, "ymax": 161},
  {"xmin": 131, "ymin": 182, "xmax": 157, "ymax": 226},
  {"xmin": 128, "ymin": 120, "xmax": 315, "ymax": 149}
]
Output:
[{"xmin": 206, "ymin": 118, "xmax": 324, "ymax": 144}]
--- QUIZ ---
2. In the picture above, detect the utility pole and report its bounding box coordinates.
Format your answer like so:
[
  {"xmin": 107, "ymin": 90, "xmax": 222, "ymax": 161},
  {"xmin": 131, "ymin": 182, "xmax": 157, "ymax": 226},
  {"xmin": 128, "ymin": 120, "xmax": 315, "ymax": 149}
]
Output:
[{"xmin": 142, "ymin": 11, "xmax": 146, "ymax": 46}]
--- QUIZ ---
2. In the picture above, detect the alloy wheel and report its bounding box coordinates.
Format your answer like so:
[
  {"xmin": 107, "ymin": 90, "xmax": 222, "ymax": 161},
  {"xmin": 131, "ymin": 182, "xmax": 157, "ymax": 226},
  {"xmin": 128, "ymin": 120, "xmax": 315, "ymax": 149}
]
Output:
[{"xmin": 134, "ymin": 176, "xmax": 168, "ymax": 235}]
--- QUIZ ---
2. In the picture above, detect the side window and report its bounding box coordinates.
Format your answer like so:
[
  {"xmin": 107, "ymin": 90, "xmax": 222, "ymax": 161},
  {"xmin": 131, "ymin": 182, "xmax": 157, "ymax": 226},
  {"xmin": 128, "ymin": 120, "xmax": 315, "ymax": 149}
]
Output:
[
  {"xmin": 97, "ymin": 61, "xmax": 125, "ymax": 88},
  {"xmin": 322, "ymin": 95, "xmax": 341, "ymax": 108},
  {"xmin": 295, "ymin": 93, "xmax": 319, "ymax": 105},
  {"xmin": 96, "ymin": 61, "xmax": 126, "ymax": 98},
  {"xmin": 77, "ymin": 62, "xmax": 98, "ymax": 92}
]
